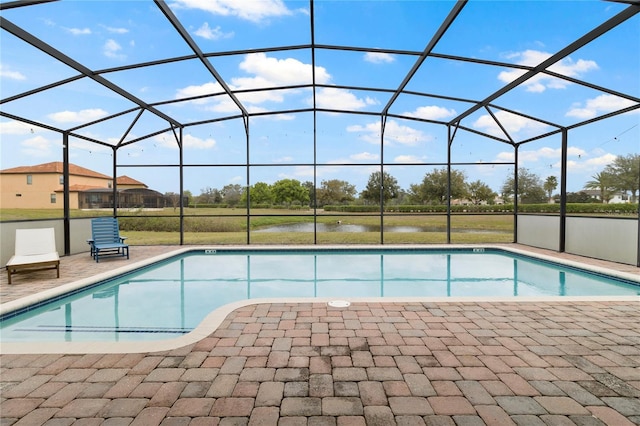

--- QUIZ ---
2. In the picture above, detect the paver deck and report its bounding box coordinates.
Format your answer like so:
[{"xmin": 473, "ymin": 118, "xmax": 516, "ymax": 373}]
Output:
[{"xmin": 1, "ymin": 244, "xmax": 639, "ymax": 425}]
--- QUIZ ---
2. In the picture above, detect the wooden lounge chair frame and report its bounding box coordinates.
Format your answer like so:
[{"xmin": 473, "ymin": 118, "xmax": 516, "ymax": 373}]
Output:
[
  {"xmin": 6, "ymin": 228, "xmax": 60, "ymax": 285},
  {"xmin": 89, "ymin": 217, "xmax": 129, "ymax": 262}
]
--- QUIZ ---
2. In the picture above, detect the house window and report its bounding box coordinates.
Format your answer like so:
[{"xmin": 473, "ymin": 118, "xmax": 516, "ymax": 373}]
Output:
[
  {"xmin": 59, "ymin": 175, "xmax": 64, "ymax": 184},
  {"xmin": 50, "ymin": 193, "xmax": 56, "ymax": 203},
  {"xmin": 27, "ymin": 175, "xmax": 32, "ymax": 185},
  {"xmin": 108, "ymin": 181, "xmax": 113, "ymax": 188}
]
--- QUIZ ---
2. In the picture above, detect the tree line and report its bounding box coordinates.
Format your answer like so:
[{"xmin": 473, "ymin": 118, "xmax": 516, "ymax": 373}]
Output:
[{"xmin": 165, "ymin": 153, "xmax": 638, "ymax": 208}]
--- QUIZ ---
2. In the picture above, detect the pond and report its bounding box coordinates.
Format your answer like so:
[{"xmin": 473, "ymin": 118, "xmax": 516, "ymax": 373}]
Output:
[{"xmin": 254, "ymin": 223, "xmax": 508, "ymax": 233}]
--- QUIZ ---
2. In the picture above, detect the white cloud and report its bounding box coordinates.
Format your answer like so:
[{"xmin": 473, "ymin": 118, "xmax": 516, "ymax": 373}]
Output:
[
  {"xmin": 494, "ymin": 146, "xmax": 586, "ymax": 163},
  {"xmin": 103, "ymin": 39, "xmax": 124, "ymax": 59},
  {"xmin": 364, "ymin": 52, "xmax": 395, "ymax": 64},
  {"xmin": 347, "ymin": 119, "xmax": 430, "ymax": 146},
  {"xmin": 566, "ymin": 94, "xmax": 637, "ymax": 120},
  {"xmin": 175, "ymin": 53, "xmax": 329, "ymax": 112},
  {"xmin": 404, "ymin": 105, "xmax": 457, "ymax": 121},
  {"xmin": 183, "ymin": 133, "xmax": 216, "ymax": 149},
  {"xmin": 394, "ymin": 155, "xmax": 424, "ymax": 163},
  {"xmin": 236, "ymin": 86, "xmax": 286, "ymax": 104},
  {"xmin": 47, "ymin": 109, "xmax": 109, "ymax": 123},
  {"xmin": 583, "ymin": 153, "xmax": 617, "ymax": 167},
  {"xmin": 315, "ymin": 87, "xmax": 369, "ymax": 110},
  {"xmin": 239, "ymin": 52, "xmax": 328, "ymax": 86},
  {"xmin": 384, "ymin": 120, "xmax": 432, "ymax": 146},
  {"xmin": 271, "ymin": 113, "xmax": 295, "ymax": 121},
  {"xmin": 0, "ymin": 65, "xmax": 26, "ymax": 80},
  {"xmin": 0, "ymin": 120, "xmax": 35, "ymax": 134},
  {"xmin": 153, "ymin": 132, "xmax": 216, "ymax": 149},
  {"xmin": 22, "ymin": 136, "xmax": 56, "ymax": 158},
  {"xmin": 175, "ymin": 82, "xmax": 223, "ymax": 102},
  {"xmin": 65, "ymin": 27, "xmax": 91, "ymax": 35},
  {"xmin": 103, "ymin": 25, "xmax": 129, "ymax": 34},
  {"xmin": 365, "ymin": 97, "xmax": 380, "ymax": 106},
  {"xmin": 495, "ymin": 151, "xmax": 514, "ymax": 162},
  {"xmin": 562, "ymin": 152, "xmax": 617, "ymax": 172},
  {"xmin": 205, "ymin": 96, "xmax": 243, "ymax": 113},
  {"xmin": 274, "ymin": 156, "xmax": 294, "ymax": 163},
  {"xmin": 494, "ymin": 146, "xmax": 617, "ymax": 175},
  {"xmin": 498, "ymin": 49, "xmax": 598, "ymax": 92},
  {"xmin": 249, "ymin": 112, "xmax": 296, "ymax": 121},
  {"xmin": 521, "ymin": 146, "xmax": 585, "ymax": 162},
  {"xmin": 473, "ymin": 110, "xmax": 549, "ymax": 138},
  {"xmin": 277, "ymin": 165, "xmax": 315, "ymax": 179},
  {"xmin": 194, "ymin": 22, "xmax": 234, "ymax": 40},
  {"xmin": 351, "ymin": 152, "xmax": 378, "ymax": 161},
  {"xmin": 171, "ymin": 0, "xmax": 292, "ymax": 22}
]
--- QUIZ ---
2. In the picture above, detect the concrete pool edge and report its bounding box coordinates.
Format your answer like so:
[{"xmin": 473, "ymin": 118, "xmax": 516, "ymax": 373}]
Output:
[
  {"xmin": 2, "ymin": 295, "xmax": 639, "ymax": 355},
  {"xmin": 1, "ymin": 244, "xmax": 639, "ymax": 355}
]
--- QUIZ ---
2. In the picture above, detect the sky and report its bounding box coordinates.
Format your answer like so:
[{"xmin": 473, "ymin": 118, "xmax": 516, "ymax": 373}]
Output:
[{"xmin": 1, "ymin": 0, "xmax": 638, "ymax": 197}]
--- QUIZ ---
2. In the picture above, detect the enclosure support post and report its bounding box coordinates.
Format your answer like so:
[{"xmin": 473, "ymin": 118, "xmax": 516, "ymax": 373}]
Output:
[
  {"xmin": 245, "ymin": 117, "xmax": 251, "ymax": 245},
  {"xmin": 179, "ymin": 127, "xmax": 184, "ymax": 246},
  {"xmin": 380, "ymin": 116, "xmax": 387, "ymax": 245},
  {"xmin": 446, "ymin": 125, "xmax": 452, "ymax": 244},
  {"xmin": 513, "ymin": 145, "xmax": 519, "ymax": 243},
  {"xmin": 62, "ymin": 132, "xmax": 70, "ymax": 256},
  {"xmin": 637, "ymin": 201, "xmax": 640, "ymax": 267},
  {"xmin": 559, "ymin": 128, "xmax": 568, "ymax": 253},
  {"xmin": 313, "ymin": 106, "xmax": 318, "ymax": 245},
  {"xmin": 112, "ymin": 146, "xmax": 118, "ymax": 217},
  {"xmin": 310, "ymin": 0, "xmax": 318, "ymax": 245}
]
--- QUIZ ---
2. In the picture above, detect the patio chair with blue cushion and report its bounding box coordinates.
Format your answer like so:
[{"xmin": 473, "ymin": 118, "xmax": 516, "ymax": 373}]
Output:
[{"xmin": 89, "ymin": 217, "xmax": 129, "ymax": 263}]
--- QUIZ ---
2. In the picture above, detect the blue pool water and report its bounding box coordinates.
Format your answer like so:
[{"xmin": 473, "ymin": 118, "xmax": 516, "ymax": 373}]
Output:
[{"xmin": 1, "ymin": 248, "xmax": 638, "ymax": 343}]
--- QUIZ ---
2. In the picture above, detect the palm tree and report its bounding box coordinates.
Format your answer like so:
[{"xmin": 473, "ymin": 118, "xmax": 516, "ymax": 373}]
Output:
[
  {"xmin": 584, "ymin": 172, "xmax": 614, "ymax": 203},
  {"xmin": 543, "ymin": 176, "xmax": 557, "ymax": 203}
]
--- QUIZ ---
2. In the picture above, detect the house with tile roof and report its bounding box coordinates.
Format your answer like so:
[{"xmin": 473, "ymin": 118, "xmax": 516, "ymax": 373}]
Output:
[{"xmin": 0, "ymin": 162, "xmax": 166, "ymax": 209}]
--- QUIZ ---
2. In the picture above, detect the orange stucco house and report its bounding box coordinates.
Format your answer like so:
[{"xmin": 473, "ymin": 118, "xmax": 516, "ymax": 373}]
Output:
[{"xmin": 0, "ymin": 162, "xmax": 165, "ymax": 209}]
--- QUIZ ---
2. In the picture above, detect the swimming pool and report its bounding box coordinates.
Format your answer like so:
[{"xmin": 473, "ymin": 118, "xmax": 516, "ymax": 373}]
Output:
[{"xmin": 1, "ymin": 247, "xmax": 639, "ymax": 350}]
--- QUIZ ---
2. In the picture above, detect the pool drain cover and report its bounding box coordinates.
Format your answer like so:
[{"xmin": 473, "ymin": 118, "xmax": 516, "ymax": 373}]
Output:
[{"xmin": 328, "ymin": 300, "xmax": 351, "ymax": 308}]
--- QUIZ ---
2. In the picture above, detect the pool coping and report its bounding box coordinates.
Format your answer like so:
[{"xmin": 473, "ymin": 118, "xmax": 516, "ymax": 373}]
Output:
[{"xmin": 1, "ymin": 244, "xmax": 639, "ymax": 355}]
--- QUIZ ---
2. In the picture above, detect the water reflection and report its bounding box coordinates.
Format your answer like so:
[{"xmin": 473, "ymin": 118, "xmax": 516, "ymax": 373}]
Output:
[
  {"xmin": 2, "ymin": 251, "xmax": 638, "ymax": 344},
  {"xmin": 254, "ymin": 223, "xmax": 506, "ymax": 233}
]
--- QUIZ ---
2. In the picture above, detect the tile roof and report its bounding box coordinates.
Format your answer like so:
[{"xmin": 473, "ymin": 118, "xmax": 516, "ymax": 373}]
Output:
[
  {"xmin": 0, "ymin": 162, "xmax": 111, "ymax": 179},
  {"xmin": 117, "ymin": 175, "xmax": 147, "ymax": 187}
]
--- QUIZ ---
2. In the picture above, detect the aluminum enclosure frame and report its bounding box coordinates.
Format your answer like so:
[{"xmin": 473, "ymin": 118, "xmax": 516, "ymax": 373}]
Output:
[{"xmin": 1, "ymin": 0, "xmax": 639, "ymax": 263}]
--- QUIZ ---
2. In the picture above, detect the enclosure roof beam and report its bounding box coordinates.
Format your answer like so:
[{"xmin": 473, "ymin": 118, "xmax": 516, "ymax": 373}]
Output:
[
  {"xmin": 542, "ymin": 69, "xmax": 640, "ymax": 103},
  {"xmin": 154, "ymin": 0, "xmax": 250, "ymax": 118},
  {"xmin": 0, "ymin": 17, "xmax": 182, "ymax": 129},
  {"xmin": 382, "ymin": 0, "xmax": 468, "ymax": 116},
  {"xmin": 0, "ymin": 0, "xmax": 57, "ymax": 11},
  {"xmin": 0, "ymin": 111, "xmax": 64, "ymax": 134},
  {"xmin": 448, "ymin": 3, "xmax": 640, "ymax": 126},
  {"xmin": 0, "ymin": 75, "xmax": 84, "ymax": 105}
]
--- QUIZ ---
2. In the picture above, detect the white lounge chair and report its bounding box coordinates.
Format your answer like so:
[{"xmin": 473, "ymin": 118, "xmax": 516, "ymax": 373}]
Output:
[{"xmin": 6, "ymin": 228, "xmax": 60, "ymax": 284}]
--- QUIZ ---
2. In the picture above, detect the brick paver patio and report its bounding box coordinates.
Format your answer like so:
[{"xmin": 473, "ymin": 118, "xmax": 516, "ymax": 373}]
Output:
[{"xmin": 1, "ymin": 245, "xmax": 639, "ymax": 425}]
